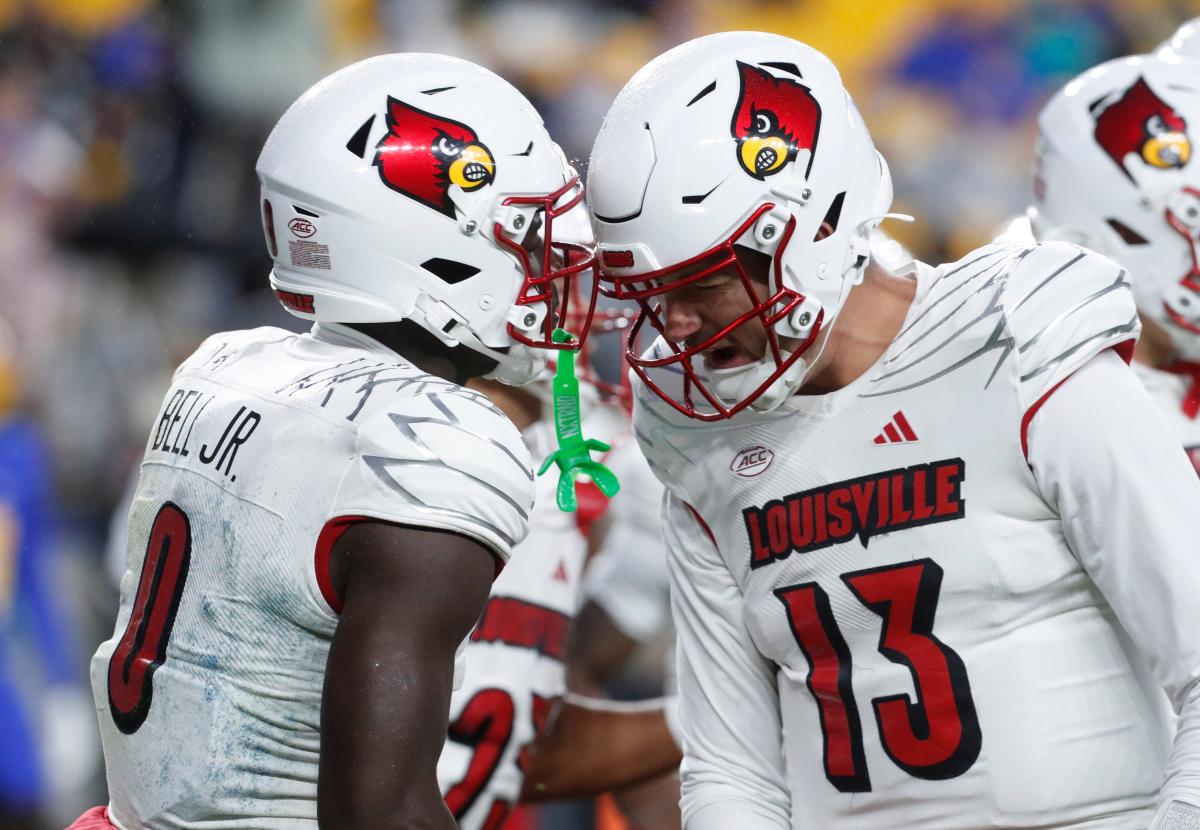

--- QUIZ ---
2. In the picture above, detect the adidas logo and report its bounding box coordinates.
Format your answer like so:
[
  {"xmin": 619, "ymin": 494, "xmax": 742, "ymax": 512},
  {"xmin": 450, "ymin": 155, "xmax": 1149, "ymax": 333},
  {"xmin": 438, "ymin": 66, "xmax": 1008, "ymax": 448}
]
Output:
[
  {"xmin": 873, "ymin": 411, "xmax": 919, "ymax": 445},
  {"xmin": 552, "ymin": 559, "xmax": 569, "ymax": 583}
]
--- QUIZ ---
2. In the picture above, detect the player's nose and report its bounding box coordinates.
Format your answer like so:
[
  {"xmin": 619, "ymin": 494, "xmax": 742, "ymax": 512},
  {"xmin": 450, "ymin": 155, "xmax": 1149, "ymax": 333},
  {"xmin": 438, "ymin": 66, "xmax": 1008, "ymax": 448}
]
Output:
[{"xmin": 662, "ymin": 293, "xmax": 704, "ymax": 343}]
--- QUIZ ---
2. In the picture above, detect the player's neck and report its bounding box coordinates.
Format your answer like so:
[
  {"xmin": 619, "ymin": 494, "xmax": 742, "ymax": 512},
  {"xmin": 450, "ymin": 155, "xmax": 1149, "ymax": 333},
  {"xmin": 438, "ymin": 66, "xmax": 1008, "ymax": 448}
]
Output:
[
  {"xmin": 1132, "ymin": 312, "xmax": 1175, "ymax": 369},
  {"xmin": 345, "ymin": 321, "xmax": 497, "ymax": 385},
  {"xmin": 800, "ymin": 262, "xmax": 917, "ymax": 395},
  {"xmin": 468, "ymin": 378, "xmax": 543, "ymax": 431}
]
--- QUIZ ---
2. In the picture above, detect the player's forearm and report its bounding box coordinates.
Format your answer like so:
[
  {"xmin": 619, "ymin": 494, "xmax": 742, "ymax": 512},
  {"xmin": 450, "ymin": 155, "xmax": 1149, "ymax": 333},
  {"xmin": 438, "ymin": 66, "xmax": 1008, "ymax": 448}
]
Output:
[
  {"xmin": 683, "ymin": 797, "xmax": 790, "ymax": 830},
  {"xmin": 319, "ymin": 656, "xmax": 458, "ymax": 829},
  {"xmin": 564, "ymin": 600, "xmax": 640, "ymax": 693},
  {"xmin": 320, "ymin": 782, "xmax": 455, "ymax": 830},
  {"xmin": 319, "ymin": 523, "xmax": 495, "ymax": 827},
  {"xmin": 519, "ymin": 696, "xmax": 682, "ymax": 802}
]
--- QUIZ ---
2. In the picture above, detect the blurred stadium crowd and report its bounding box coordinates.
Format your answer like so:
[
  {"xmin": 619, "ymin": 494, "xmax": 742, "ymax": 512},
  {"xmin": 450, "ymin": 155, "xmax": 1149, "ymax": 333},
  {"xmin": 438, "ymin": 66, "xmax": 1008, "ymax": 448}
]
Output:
[{"xmin": 0, "ymin": 0, "xmax": 1197, "ymax": 827}]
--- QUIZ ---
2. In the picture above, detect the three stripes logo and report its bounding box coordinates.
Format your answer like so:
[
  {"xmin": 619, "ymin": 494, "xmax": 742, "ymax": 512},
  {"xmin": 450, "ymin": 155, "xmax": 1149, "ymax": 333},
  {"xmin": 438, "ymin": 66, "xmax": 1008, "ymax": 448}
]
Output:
[{"xmin": 873, "ymin": 411, "xmax": 919, "ymax": 445}]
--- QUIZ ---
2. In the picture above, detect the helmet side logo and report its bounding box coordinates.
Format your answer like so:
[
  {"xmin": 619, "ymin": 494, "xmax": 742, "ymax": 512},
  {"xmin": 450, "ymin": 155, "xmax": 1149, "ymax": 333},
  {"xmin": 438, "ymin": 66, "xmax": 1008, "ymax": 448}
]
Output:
[
  {"xmin": 1094, "ymin": 77, "xmax": 1191, "ymax": 181},
  {"xmin": 373, "ymin": 96, "xmax": 496, "ymax": 217},
  {"xmin": 731, "ymin": 62, "xmax": 821, "ymax": 181}
]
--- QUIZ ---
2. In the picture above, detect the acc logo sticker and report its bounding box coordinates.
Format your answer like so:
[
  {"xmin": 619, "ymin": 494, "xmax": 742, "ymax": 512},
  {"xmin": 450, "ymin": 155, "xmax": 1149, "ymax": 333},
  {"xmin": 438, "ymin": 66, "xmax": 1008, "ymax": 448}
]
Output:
[
  {"xmin": 731, "ymin": 445, "xmax": 774, "ymax": 478},
  {"xmin": 288, "ymin": 218, "xmax": 317, "ymax": 238}
]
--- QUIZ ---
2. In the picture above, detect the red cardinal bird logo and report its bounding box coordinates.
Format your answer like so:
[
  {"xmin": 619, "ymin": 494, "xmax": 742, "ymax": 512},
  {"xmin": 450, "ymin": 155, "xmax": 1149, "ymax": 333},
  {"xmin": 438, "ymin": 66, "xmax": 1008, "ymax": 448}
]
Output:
[
  {"xmin": 1094, "ymin": 77, "xmax": 1191, "ymax": 181},
  {"xmin": 731, "ymin": 62, "xmax": 821, "ymax": 181},
  {"xmin": 373, "ymin": 97, "xmax": 496, "ymax": 217}
]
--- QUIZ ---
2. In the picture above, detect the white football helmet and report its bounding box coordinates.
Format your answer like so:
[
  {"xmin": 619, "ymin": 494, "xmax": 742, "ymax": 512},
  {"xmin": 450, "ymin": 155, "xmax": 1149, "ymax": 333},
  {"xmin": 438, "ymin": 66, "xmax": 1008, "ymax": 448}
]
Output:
[
  {"xmin": 1158, "ymin": 17, "xmax": 1199, "ymax": 62},
  {"xmin": 587, "ymin": 31, "xmax": 894, "ymax": 420},
  {"xmin": 257, "ymin": 53, "xmax": 597, "ymax": 385},
  {"xmin": 1032, "ymin": 55, "xmax": 1200, "ymax": 359}
]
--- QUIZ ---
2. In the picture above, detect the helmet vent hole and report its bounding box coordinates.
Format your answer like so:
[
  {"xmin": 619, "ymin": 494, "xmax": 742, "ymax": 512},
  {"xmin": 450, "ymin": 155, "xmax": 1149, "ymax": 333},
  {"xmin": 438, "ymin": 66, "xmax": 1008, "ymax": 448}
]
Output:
[
  {"xmin": 346, "ymin": 115, "xmax": 375, "ymax": 158},
  {"xmin": 421, "ymin": 257, "xmax": 481, "ymax": 284},
  {"xmin": 1106, "ymin": 218, "xmax": 1150, "ymax": 245},
  {"xmin": 687, "ymin": 81, "xmax": 717, "ymax": 107},
  {"xmin": 682, "ymin": 181, "xmax": 722, "ymax": 204},
  {"xmin": 421, "ymin": 86, "xmax": 456, "ymax": 95},
  {"xmin": 293, "ymin": 205, "xmax": 320, "ymax": 218},
  {"xmin": 262, "ymin": 199, "xmax": 278, "ymax": 257},
  {"xmin": 815, "ymin": 191, "xmax": 846, "ymax": 241},
  {"xmin": 515, "ymin": 141, "xmax": 534, "ymax": 157},
  {"xmin": 760, "ymin": 61, "xmax": 803, "ymax": 78}
]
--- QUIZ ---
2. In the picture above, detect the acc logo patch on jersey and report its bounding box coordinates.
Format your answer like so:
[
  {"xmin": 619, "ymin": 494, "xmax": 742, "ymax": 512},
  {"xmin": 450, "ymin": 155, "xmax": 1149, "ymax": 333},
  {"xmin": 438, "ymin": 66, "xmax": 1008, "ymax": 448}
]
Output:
[
  {"xmin": 731, "ymin": 444, "xmax": 775, "ymax": 477},
  {"xmin": 373, "ymin": 97, "xmax": 496, "ymax": 218},
  {"xmin": 1094, "ymin": 76, "xmax": 1191, "ymax": 180},
  {"xmin": 730, "ymin": 62, "xmax": 821, "ymax": 181}
]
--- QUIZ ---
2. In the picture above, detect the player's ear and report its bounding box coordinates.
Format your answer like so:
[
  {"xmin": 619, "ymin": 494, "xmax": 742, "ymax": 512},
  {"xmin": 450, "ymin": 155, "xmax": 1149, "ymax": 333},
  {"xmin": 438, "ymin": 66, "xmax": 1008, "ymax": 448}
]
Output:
[{"xmin": 814, "ymin": 221, "xmax": 834, "ymax": 242}]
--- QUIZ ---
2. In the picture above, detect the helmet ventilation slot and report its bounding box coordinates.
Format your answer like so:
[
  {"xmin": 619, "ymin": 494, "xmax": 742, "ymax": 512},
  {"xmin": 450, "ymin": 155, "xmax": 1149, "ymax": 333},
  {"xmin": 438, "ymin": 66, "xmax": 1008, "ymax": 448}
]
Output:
[
  {"xmin": 345, "ymin": 116, "xmax": 375, "ymax": 158},
  {"xmin": 421, "ymin": 258, "xmax": 481, "ymax": 284},
  {"xmin": 816, "ymin": 191, "xmax": 846, "ymax": 240},
  {"xmin": 687, "ymin": 81, "xmax": 717, "ymax": 107},
  {"xmin": 1107, "ymin": 218, "xmax": 1150, "ymax": 245}
]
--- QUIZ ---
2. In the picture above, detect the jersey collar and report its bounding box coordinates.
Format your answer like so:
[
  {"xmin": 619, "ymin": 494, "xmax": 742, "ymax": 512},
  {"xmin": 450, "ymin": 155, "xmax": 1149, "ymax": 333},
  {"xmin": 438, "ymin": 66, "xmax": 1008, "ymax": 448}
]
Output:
[{"xmin": 309, "ymin": 322, "xmax": 407, "ymax": 362}]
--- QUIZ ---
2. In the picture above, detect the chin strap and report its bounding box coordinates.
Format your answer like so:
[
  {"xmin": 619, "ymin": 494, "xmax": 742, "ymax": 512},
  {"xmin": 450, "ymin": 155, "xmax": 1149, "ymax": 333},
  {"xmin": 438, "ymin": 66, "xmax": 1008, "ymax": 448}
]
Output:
[{"xmin": 536, "ymin": 328, "xmax": 621, "ymax": 512}]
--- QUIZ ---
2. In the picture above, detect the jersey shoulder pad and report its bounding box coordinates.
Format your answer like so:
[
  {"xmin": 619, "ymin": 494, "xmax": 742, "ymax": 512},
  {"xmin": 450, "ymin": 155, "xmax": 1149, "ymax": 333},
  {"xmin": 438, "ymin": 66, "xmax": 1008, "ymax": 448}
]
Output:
[
  {"xmin": 174, "ymin": 327, "xmax": 292, "ymax": 379},
  {"xmin": 331, "ymin": 385, "xmax": 534, "ymax": 562},
  {"xmin": 1002, "ymin": 240, "xmax": 1139, "ymax": 404}
]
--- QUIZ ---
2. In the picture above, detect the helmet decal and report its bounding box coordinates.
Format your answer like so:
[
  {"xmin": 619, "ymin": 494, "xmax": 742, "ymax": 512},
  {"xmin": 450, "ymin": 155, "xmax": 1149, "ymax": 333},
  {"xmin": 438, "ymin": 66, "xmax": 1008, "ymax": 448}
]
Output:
[
  {"xmin": 373, "ymin": 96, "xmax": 496, "ymax": 217},
  {"xmin": 1094, "ymin": 77, "xmax": 1191, "ymax": 181},
  {"xmin": 730, "ymin": 61, "xmax": 821, "ymax": 181}
]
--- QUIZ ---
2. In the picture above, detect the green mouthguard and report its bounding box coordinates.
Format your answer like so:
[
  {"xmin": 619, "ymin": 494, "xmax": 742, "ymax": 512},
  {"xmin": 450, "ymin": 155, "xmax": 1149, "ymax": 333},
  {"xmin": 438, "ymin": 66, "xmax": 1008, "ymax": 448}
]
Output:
[{"xmin": 536, "ymin": 328, "xmax": 621, "ymax": 512}]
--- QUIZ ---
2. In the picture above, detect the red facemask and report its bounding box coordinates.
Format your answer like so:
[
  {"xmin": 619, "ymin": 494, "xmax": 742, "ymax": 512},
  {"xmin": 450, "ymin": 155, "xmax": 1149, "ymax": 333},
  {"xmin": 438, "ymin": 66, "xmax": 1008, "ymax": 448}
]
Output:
[
  {"xmin": 494, "ymin": 176, "xmax": 599, "ymax": 354},
  {"xmin": 598, "ymin": 202, "xmax": 823, "ymax": 420}
]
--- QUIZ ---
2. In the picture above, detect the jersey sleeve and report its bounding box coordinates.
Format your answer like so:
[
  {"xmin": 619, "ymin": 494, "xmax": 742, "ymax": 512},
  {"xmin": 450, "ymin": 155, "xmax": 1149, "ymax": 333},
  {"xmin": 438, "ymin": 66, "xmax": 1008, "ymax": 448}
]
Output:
[
  {"xmin": 330, "ymin": 387, "xmax": 535, "ymax": 563},
  {"xmin": 1003, "ymin": 241, "xmax": 1140, "ymax": 410},
  {"xmin": 583, "ymin": 440, "xmax": 670, "ymax": 642},
  {"xmin": 1027, "ymin": 350, "xmax": 1200, "ymax": 815},
  {"xmin": 664, "ymin": 494, "xmax": 790, "ymax": 829}
]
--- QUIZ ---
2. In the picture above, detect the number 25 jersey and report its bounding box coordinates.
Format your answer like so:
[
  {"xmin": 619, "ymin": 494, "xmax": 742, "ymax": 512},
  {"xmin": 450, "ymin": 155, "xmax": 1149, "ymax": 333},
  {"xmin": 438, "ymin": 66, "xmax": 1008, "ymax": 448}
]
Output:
[
  {"xmin": 639, "ymin": 242, "xmax": 1179, "ymax": 829},
  {"xmin": 90, "ymin": 323, "xmax": 534, "ymax": 829}
]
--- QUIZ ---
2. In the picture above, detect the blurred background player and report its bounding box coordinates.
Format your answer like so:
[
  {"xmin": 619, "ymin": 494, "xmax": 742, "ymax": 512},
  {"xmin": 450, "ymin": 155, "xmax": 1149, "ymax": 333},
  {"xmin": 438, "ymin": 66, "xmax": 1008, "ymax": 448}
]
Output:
[
  {"xmin": 439, "ymin": 293, "xmax": 682, "ymax": 829},
  {"xmin": 72, "ymin": 53, "xmax": 600, "ymax": 829},
  {"xmin": 589, "ymin": 30, "xmax": 1200, "ymax": 830},
  {"xmin": 568, "ymin": 437, "xmax": 680, "ymax": 830},
  {"xmin": 0, "ymin": 318, "xmax": 94, "ymax": 830},
  {"xmin": 1029, "ymin": 48, "xmax": 1200, "ymax": 469}
]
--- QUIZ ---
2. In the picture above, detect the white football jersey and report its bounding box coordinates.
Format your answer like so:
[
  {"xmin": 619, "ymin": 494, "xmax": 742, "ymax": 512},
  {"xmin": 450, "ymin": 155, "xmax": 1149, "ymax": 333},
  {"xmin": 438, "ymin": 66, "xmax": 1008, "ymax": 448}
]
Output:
[
  {"xmin": 582, "ymin": 438, "xmax": 671, "ymax": 644},
  {"xmin": 437, "ymin": 397, "xmax": 628, "ymax": 829},
  {"xmin": 638, "ymin": 242, "xmax": 1189, "ymax": 829},
  {"xmin": 91, "ymin": 323, "xmax": 534, "ymax": 830},
  {"xmin": 999, "ymin": 213, "xmax": 1200, "ymax": 476}
]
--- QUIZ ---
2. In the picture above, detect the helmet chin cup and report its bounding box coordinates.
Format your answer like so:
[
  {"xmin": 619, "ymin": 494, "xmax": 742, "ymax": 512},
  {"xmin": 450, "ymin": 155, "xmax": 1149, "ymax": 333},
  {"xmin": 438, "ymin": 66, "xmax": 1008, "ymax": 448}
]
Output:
[
  {"xmin": 484, "ymin": 343, "xmax": 546, "ymax": 386},
  {"xmin": 708, "ymin": 353, "xmax": 809, "ymax": 414}
]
